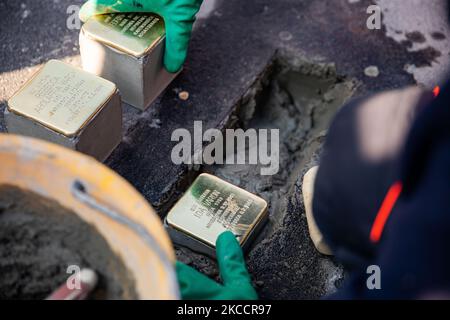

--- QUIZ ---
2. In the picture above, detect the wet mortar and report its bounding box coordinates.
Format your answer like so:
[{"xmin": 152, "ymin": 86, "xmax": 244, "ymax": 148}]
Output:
[
  {"xmin": 0, "ymin": 185, "xmax": 137, "ymax": 300},
  {"xmin": 175, "ymin": 58, "xmax": 357, "ymax": 299}
]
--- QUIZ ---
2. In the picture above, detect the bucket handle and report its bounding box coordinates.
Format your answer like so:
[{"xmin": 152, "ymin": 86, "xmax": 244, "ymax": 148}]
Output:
[{"xmin": 71, "ymin": 180, "xmax": 180, "ymax": 299}]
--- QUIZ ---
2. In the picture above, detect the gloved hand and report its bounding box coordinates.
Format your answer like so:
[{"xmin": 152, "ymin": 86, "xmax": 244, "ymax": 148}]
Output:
[
  {"xmin": 79, "ymin": 0, "xmax": 203, "ymax": 73},
  {"xmin": 176, "ymin": 231, "xmax": 258, "ymax": 300}
]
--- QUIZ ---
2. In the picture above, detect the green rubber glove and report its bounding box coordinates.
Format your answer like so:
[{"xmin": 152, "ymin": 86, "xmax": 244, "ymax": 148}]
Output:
[
  {"xmin": 79, "ymin": 0, "xmax": 203, "ymax": 73},
  {"xmin": 176, "ymin": 231, "xmax": 258, "ymax": 300}
]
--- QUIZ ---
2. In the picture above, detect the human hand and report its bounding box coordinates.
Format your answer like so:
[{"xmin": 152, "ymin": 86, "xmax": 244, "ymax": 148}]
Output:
[
  {"xmin": 176, "ymin": 231, "xmax": 258, "ymax": 300},
  {"xmin": 80, "ymin": 0, "xmax": 203, "ymax": 73}
]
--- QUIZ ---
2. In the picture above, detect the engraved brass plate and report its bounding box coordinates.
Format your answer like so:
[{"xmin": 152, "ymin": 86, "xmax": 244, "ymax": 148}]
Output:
[
  {"xmin": 81, "ymin": 13, "xmax": 165, "ymax": 57},
  {"xmin": 166, "ymin": 173, "xmax": 268, "ymax": 248},
  {"xmin": 7, "ymin": 60, "xmax": 116, "ymax": 137}
]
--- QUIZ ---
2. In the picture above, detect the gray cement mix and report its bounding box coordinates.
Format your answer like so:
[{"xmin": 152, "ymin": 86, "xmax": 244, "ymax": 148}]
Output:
[{"xmin": 0, "ymin": 185, "xmax": 136, "ymax": 299}]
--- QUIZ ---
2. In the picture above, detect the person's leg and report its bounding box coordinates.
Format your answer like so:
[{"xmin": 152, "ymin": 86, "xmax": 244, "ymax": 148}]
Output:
[{"xmin": 309, "ymin": 86, "xmax": 433, "ymax": 269}]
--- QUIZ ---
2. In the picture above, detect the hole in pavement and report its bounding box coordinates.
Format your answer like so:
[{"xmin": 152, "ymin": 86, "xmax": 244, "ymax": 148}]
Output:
[
  {"xmin": 209, "ymin": 61, "xmax": 356, "ymax": 238},
  {"xmin": 176, "ymin": 56, "xmax": 357, "ymax": 299}
]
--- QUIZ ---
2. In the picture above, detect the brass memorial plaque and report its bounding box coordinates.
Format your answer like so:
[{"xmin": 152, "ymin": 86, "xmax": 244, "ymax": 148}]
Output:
[{"xmin": 7, "ymin": 60, "xmax": 116, "ymax": 137}]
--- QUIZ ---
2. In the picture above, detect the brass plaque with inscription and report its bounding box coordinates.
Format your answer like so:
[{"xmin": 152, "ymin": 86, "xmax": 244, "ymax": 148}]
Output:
[
  {"xmin": 7, "ymin": 60, "xmax": 116, "ymax": 137},
  {"xmin": 166, "ymin": 173, "xmax": 268, "ymax": 249},
  {"xmin": 82, "ymin": 13, "xmax": 165, "ymax": 57}
]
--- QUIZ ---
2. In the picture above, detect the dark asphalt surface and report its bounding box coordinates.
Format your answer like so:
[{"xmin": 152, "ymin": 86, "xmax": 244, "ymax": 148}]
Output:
[
  {"xmin": 1, "ymin": 0, "xmax": 449, "ymax": 299},
  {"xmin": 1, "ymin": 0, "xmax": 448, "ymax": 208}
]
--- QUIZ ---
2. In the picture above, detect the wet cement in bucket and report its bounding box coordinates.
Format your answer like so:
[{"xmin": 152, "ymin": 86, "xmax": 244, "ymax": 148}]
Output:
[{"xmin": 0, "ymin": 185, "xmax": 137, "ymax": 300}]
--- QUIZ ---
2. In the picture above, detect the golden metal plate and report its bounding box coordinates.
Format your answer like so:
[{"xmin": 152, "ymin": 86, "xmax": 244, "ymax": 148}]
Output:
[
  {"xmin": 7, "ymin": 60, "xmax": 116, "ymax": 137},
  {"xmin": 166, "ymin": 173, "xmax": 268, "ymax": 248},
  {"xmin": 81, "ymin": 13, "xmax": 165, "ymax": 57}
]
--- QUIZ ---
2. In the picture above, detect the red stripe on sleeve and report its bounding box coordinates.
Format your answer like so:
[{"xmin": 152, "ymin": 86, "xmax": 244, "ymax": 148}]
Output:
[{"xmin": 370, "ymin": 181, "xmax": 403, "ymax": 243}]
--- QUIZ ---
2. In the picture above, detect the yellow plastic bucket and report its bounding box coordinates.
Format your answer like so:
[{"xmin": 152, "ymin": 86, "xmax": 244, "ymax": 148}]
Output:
[{"xmin": 0, "ymin": 133, "xmax": 179, "ymax": 299}]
